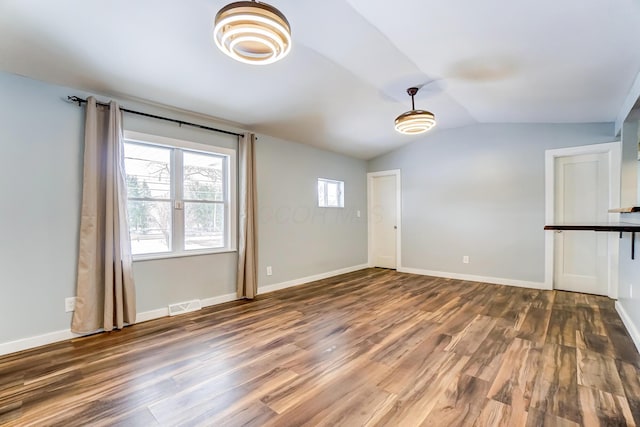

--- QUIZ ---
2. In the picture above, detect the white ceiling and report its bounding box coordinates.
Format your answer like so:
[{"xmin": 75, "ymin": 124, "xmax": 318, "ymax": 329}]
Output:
[{"xmin": 1, "ymin": 0, "xmax": 639, "ymax": 159}]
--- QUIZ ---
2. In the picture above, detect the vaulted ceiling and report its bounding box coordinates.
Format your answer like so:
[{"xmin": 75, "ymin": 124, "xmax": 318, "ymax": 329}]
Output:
[{"xmin": 1, "ymin": 0, "xmax": 639, "ymax": 158}]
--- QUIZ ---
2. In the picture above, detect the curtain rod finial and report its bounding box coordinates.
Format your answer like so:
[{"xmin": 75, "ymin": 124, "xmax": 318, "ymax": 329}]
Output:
[{"xmin": 67, "ymin": 95, "xmax": 83, "ymax": 106}]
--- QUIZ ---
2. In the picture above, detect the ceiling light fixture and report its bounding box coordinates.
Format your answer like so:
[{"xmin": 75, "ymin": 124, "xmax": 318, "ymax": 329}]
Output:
[
  {"xmin": 214, "ymin": 1, "xmax": 291, "ymax": 65},
  {"xmin": 394, "ymin": 87, "xmax": 436, "ymax": 134}
]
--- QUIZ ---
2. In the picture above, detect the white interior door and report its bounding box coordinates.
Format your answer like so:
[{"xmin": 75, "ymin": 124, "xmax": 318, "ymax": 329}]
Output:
[
  {"xmin": 371, "ymin": 175, "xmax": 397, "ymax": 269},
  {"xmin": 554, "ymin": 153, "xmax": 609, "ymax": 295}
]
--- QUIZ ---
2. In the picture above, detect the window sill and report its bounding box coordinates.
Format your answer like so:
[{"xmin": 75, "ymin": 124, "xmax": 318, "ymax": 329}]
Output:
[{"xmin": 133, "ymin": 248, "xmax": 237, "ymax": 262}]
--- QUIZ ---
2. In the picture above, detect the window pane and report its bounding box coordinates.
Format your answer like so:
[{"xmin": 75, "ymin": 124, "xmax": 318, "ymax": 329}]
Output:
[
  {"xmin": 327, "ymin": 182, "xmax": 339, "ymax": 207},
  {"xmin": 124, "ymin": 143, "xmax": 171, "ymax": 199},
  {"xmin": 183, "ymin": 151, "xmax": 224, "ymax": 201},
  {"xmin": 184, "ymin": 202, "xmax": 224, "ymax": 250},
  {"xmin": 128, "ymin": 200, "xmax": 171, "ymax": 254},
  {"xmin": 318, "ymin": 180, "xmax": 325, "ymax": 206}
]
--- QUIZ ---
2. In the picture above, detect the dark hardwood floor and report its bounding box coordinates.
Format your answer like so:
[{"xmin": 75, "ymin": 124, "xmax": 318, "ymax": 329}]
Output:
[{"xmin": 1, "ymin": 268, "xmax": 639, "ymax": 426}]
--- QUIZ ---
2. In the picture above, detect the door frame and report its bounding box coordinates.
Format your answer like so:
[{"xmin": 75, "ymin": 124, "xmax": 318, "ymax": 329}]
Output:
[
  {"xmin": 367, "ymin": 170, "xmax": 402, "ymax": 269},
  {"xmin": 544, "ymin": 141, "xmax": 621, "ymax": 298}
]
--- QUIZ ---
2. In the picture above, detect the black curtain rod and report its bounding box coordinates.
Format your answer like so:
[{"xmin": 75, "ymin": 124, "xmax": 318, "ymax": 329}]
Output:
[{"xmin": 67, "ymin": 96, "xmax": 243, "ymax": 138}]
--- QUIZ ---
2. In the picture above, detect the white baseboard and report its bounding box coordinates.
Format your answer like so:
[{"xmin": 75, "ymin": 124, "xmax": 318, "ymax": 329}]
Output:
[
  {"xmin": 616, "ymin": 301, "xmax": 640, "ymax": 354},
  {"xmin": 201, "ymin": 293, "xmax": 238, "ymax": 308},
  {"xmin": 258, "ymin": 264, "xmax": 370, "ymax": 294},
  {"xmin": 398, "ymin": 267, "xmax": 549, "ymax": 290},
  {"xmin": 136, "ymin": 307, "xmax": 170, "ymax": 323},
  {"xmin": 0, "ymin": 329, "xmax": 83, "ymax": 357},
  {"xmin": 135, "ymin": 292, "xmax": 238, "ymax": 324}
]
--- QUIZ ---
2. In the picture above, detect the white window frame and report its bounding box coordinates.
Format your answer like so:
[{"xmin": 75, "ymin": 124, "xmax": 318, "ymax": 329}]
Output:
[
  {"xmin": 124, "ymin": 130, "xmax": 237, "ymax": 261},
  {"xmin": 318, "ymin": 178, "xmax": 344, "ymax": 208}
]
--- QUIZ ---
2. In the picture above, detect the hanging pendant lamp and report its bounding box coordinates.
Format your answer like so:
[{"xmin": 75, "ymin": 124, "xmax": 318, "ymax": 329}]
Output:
[
  {"xmin": 214, "ymin": 1, "xmax": 292, "ymax": 65},
  {"xmin": 394, "ymin": 87, "xmax": 436, "ymax": 134}
]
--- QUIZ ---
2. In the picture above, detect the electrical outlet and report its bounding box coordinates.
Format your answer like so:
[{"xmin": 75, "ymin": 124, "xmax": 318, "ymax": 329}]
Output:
[
  {"xmin": 65, "ymin": 297, "xmax": 77, "ymax": 313},
  {"xmin": 463, "ymin": 256, "xmax": 470, "ymax": 264},
  {"xmin": 357, "ymin": 210, "xmax": 361, "ymax": 218},
  {"xmin": 266, "ymin": 266, "xmax": 273, "ymax": 276}
]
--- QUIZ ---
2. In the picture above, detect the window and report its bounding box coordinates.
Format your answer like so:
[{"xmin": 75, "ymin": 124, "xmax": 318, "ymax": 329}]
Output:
[
  {"xmin": 123, "ymin": 131, "xmax": 236, "ymax": 258},
  {"xmin": 318, "ymin": 178, "xmax": 344, "ymax": 208}
]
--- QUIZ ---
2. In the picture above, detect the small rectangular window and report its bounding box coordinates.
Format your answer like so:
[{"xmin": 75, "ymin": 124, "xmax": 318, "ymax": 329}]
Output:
[{"xmin": 318, "ymin": 178, "xmax": 344, "ymax": 208}]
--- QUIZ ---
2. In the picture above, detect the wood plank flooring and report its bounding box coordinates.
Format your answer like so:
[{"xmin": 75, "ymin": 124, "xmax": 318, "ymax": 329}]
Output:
[{"xmin": 1, "ymin": 268, "xmax": 640, "ymax": 426}]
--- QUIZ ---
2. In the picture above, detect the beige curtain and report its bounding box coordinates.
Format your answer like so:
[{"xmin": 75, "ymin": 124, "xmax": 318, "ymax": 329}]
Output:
[
  {"xmin": 71, "ymin": 97, "xmax": 136, "ymax": 334},
  {"xmin": 237, "ymin": 133, "xmax": 258, "ymax": 299}
]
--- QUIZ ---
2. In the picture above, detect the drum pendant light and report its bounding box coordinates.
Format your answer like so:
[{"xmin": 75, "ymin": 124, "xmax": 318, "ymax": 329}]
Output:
[
  {"xmin": 214, "ymin": 1, "xmax": 292, "ymax": 65},
  {"xmin": 394, "ymin": 87, "xmax": 436, "ymax": 134}
]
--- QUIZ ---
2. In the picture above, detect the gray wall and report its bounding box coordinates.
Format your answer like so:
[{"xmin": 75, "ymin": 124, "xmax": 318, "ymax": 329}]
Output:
[
  {"xmin": 256, "ymin": 135, "xmax": 368, "ymax": 287},
  {"xmin": 0, "ymin": 71, "xmax": 368, "ymax": 345},
  {"xmin": 0, "ymin": 72, "xmax": 83, "ymax": 343},
  {"xmin": 368, "ymin": 123, "xmax": 615, "ymax": 283}
]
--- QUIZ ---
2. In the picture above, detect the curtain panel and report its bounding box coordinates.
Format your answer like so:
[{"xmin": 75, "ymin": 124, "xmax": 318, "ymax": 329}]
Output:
[
  {"xmin": 237, "ymin": 133, "xmax": 258, "ymax": 299},
  {"xmin": 71, "ymin": 97, "xmax": 136, "ymax": 334}
]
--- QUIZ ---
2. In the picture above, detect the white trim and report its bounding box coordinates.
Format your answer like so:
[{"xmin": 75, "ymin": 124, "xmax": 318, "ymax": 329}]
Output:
[
  {"xmin": 136, "ymin": 292, "xmax": 237, "ymax": 323},
  {"xmin": 544, "ymin": 141, "xmax": 621, "ymax": 298},
  {"xmin": 133, "ymin": 249, "xmax": 237, "ymax": 262},
  {"xmin": 258, "ymin": 264, "xmax": 369, "ymax": 294},
  {"xmin": 399, "ymin": 267, "xmax": 549, "ymax": 290},
  {"xmin": 615, "ymin": 301, "xmax": 640, "ymax": 355},
  {"xmin": 136, "ymin": 307, "xmax": 170, "ymax": 323},
  {"xmin": 124, "ymin": 130, "xmax": 236, "ymax": 157},
  {"xmin": 367, "ymin": 170, "xmax": 402, "ymax": 269},
  {"xmin": 0, "ymin": 329, "xmax": 83, "ymax": 357},
  {"xmin": 615, "ymin": 70, "xmax": 640, "ymax": 136},
  {"xmin": 201, "ymin": 293, "xmax": 238, "ymax": 307}
]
